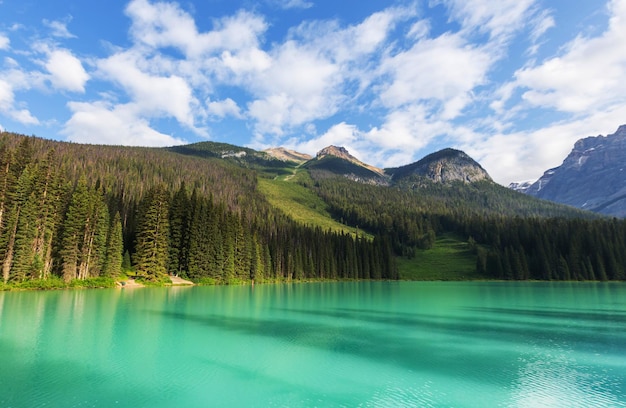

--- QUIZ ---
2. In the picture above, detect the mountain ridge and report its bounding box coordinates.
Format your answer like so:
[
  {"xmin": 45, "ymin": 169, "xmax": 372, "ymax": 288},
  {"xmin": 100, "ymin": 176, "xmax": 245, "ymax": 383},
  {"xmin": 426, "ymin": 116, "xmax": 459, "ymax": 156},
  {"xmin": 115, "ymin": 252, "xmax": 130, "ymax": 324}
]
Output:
[
  {"xmin": 519, "ymin": 125, "xmax": 626, "ymax": 217},
  {"xmin": 284, "ymin": 145, "xmax": 494, "ymax": 188}
]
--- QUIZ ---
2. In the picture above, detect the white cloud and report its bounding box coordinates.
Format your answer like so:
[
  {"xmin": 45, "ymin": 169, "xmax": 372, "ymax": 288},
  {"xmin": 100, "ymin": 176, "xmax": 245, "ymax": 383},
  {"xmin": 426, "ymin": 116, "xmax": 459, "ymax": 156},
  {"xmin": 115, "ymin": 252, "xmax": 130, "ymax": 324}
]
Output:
[
  {"xmin": 247, "ymin": 41, "xmax": 342, "ymax": 133},
  {"xmin": 245, "ymin": 6, "xmax": 409, "ymax": 136},
  {"xmin": 46, "ymin": 49, "xmax": 89, "ymax": 92},
  {"xmin": 0, "ymin": 33, "xmax": 9, "ymax": 50},
  {"xmin": 529, "ymin": 10, "xmax": 555, "ymax": 43},
  {"xmin": 292, "ymin": 122, "xmax": 360, "ymax": 156},
  {"xmin": 220, "ymin": 48, "xmax": 272, "ymax": 78},
  {"xmin": 0, "ymin": 78, "xmax": 39, "ymax": 125},
  {"xmin": 270, "ymin": 0, "xmax": 313, "ymax": 10},
  {"xmin": 63, "ymin": 100, "xmax": 186, "ymax": 146},
  {"xmin": 436, "ymin": 0, "xmax": 538, "ymax": 40},
  {"xmin": 206, "ymin": 98, "xmax": 242, "ymax": 119},
  {"xmin": 379, "ymin": 33, "xmax": 492, "ymax": 114},
  {"xmin": 125, "ymin": 0, "xmax": 266, "ymax": 58},
  {"xmin": 43, "ymin": 17, "xmax": 76, "ymax": 39},
  {"xmin": 0, "ymin": 79, "xmax": 14, "ymax": 111},
  {"xmin": 97, "ymin": 50, "xmax": 196, "ymax": 127},
  {"xmin": 514, "ymin": 0, "xmax": 626, "ymax": 113},
  {"xmin": 365, "ymin": 104, "xmax": 451, "ymax": 153},
  {"xmin": 526, "ymin": 9, "xmax": 555, "ymax": 55},
  {"xmin": 407, "ymin": 20, "xmax": 430, "ymax": 40}
]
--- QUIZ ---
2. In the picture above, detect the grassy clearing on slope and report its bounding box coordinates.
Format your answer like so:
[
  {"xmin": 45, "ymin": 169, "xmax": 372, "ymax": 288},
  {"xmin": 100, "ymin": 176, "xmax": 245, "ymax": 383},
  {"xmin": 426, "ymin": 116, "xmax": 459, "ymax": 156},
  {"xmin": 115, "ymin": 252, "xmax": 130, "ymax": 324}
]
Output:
[
  {"xmin": 397, "ymin": 233, "xmax": 481, "ymax": 280},
  {"xmin": 258, "ymin": 174, "xmax": 368, "ymax": 238}
]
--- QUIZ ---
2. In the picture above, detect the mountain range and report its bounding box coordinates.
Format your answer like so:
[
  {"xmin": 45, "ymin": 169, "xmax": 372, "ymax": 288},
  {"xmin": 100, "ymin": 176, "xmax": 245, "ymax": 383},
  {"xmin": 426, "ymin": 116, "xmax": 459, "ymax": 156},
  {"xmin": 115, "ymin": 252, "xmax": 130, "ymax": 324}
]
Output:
[
  {"xmin": 267, "ymin": 144, "xmax": 492, "ymax": 187},
  {"xmin": 510, "ymin": 125, "xmax": 626, "ymax": 217}
]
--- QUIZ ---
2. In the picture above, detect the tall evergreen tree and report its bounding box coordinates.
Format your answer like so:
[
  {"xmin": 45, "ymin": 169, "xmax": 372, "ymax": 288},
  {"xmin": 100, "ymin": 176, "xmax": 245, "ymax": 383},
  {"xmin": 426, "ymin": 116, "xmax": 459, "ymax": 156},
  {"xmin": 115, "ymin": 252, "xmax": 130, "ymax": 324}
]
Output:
[
  {"xmin": 134, "ymin": 186, "xmax": 170, "ymax": 280},
  {"xmin": 168, "ymin": 183, "xmax": 189, "ymax": 276},
  {"xmin": 103, "ymin": 212, "xmax": 124, "ymax": 278}
]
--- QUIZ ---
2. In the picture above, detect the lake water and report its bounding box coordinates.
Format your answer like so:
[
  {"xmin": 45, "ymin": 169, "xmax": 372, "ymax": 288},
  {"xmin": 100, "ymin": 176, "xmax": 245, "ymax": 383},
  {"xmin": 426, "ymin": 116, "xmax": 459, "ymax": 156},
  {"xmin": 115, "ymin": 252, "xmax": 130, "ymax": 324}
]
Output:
[{"xmin": 1, "ymin": 281, "xmax": 625, "ymax": 407}]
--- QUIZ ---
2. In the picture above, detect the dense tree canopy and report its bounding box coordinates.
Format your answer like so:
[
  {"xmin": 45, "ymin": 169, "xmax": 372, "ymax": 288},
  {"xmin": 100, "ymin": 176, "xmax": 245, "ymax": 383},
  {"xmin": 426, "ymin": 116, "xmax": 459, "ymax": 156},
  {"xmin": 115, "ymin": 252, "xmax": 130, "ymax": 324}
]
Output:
[{"xmin": 0, "ymin": 132, "xmax": 393, "ymax": 285}]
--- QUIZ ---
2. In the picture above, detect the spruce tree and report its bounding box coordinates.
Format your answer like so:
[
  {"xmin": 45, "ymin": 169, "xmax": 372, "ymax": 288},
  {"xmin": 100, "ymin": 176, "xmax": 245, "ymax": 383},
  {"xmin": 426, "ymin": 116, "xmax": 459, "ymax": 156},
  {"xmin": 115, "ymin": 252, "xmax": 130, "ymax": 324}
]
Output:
[
  {"xmin": 134, "ymin": 186, "xmax": 170, "ymax": 280},
  {"xmin": 168, "ymin": 183, "xmax": 189, "ymax": 276},
  {"xmin": 60, "ymin": 180, "xmax": 90, "ymax": 281},
  {"xmin": 103, "ymin": 212, "xmax": 124, "ymax": 278}
]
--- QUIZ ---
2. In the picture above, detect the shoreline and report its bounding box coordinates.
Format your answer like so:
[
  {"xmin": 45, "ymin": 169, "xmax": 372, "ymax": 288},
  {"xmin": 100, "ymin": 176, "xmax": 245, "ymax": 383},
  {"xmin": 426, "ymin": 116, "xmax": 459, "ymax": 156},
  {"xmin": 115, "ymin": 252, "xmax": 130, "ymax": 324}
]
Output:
[{"xmin": 2, "ymin": 276, "xmax": 624, "ymax": 292}]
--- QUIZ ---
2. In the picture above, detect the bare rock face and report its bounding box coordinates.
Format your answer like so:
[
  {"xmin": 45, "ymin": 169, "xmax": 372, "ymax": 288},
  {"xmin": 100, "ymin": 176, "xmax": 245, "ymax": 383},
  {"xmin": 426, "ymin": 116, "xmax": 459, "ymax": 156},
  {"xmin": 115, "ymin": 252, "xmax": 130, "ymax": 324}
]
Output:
[
  {"xmin": 389, "ymin": 148, "xmax": 492, "ymax": 184},
  {"xmin": 315, "ymin": 146, "xmax": 386, "ymax": 176},
  {"xmin": 263, "ymin": 147, "xmax": 312, "ymax": 163},
  {"xmin": 304, "ymin": 145, "xmax": 390, "ymax": 185},
  {"xmin": 524, "ymin": 125, "xmax": 626, "ymax": 217}
]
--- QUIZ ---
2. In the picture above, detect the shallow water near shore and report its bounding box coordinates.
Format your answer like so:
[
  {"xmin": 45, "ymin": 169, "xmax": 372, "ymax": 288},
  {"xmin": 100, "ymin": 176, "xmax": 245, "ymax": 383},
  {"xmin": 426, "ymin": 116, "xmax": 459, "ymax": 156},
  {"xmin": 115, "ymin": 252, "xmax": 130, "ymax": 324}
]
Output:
[{"xmin": 1, "ymin": 281, "xmax": 625, "ymax": 407}]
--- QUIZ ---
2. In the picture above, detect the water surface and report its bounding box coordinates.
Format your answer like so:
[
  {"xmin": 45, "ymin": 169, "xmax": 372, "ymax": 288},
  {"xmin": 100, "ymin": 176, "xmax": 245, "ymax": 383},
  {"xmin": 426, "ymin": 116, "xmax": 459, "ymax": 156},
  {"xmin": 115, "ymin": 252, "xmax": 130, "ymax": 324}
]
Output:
[{"xmin": 1, "ymin": 282, "xmax": 625, "ymax": 407}]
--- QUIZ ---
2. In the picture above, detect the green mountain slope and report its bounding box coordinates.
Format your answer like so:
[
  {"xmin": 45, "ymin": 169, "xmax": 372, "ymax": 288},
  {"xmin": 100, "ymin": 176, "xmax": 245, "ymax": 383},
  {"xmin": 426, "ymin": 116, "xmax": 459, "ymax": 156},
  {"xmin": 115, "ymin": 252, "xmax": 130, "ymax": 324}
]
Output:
[{"xmin": 257, "ymin": 173, "xmax": 365, "ymax": 237}]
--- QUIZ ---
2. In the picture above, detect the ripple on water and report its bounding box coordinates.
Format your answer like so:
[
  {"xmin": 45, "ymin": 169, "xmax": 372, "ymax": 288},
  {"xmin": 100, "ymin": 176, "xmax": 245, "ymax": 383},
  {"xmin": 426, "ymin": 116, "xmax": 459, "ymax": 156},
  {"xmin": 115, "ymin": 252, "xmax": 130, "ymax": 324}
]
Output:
[{"xmin": 509, "ymin": 353, "xmax": 626, "ymax": 408}]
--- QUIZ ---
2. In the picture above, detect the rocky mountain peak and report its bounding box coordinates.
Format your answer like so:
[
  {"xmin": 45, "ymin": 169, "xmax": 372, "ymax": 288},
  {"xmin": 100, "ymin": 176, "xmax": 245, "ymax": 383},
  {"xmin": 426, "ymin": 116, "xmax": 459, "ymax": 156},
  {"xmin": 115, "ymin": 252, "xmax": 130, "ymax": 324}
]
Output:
[
  {"xmin": 315, "ymin": 146, "xmax": 385, "ymax": 176},
  {"xmin": 523, "ymin": 125, "xmax": 626, "ymax": 217},
  {"xmin": 390, "ymin": 148, "xmax": 492, "ymax": 184},
  {"xmin": 316, "ymin": 145, "xmax": 352, "ymax": 160}
]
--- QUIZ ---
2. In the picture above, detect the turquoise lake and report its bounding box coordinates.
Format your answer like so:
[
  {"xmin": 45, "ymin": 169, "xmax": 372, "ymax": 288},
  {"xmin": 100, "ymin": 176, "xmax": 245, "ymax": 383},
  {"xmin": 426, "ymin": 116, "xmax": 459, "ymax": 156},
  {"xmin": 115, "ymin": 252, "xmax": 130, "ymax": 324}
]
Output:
[{"xmin": 1, "ymin": 281, "xmax": 625, "ymax": 407}]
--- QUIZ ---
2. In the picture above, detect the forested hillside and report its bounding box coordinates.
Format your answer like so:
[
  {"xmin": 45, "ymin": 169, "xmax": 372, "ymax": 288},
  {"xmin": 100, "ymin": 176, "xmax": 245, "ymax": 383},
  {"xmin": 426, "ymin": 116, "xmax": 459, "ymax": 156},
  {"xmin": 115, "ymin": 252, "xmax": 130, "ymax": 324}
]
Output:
[
  {"xmin": 1, "ymin": 130, "xmax": 625, "ymax": 289},
  {"xmin": 0, "ymin": 132, "xmax": 395, "ymax": 288},
  {"xmin": 309, "ymin": 174, "xmax": 625, "ymax": 280}
]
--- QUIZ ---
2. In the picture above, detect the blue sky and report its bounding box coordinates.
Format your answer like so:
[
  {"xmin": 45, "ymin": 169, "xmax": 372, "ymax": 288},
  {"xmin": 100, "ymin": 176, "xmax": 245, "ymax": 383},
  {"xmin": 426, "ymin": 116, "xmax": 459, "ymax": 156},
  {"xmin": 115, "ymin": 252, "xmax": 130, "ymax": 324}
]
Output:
[{"xmin": 1, "ymin": 0, "xmax": 626, "ymax": 185}]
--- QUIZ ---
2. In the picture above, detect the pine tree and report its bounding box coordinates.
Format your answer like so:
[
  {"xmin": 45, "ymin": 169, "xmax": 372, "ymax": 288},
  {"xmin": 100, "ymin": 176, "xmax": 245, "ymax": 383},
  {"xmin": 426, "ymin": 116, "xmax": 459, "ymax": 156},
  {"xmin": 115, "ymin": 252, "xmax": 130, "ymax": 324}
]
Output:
[
  {"xmin": 1, "ymin": 165, "xmax": 36, "ymax": 282},
  {"xmin": 168, "ymin": 183, "xmax": 189, "ymax": 276},
  {"xmin": 0, "ymin": 145, "xmax": 15, "ymax": 235},
  {"xmin": 103, "ymin": 212, "xmax": 124, "ymax": 277},
  {"xmin": 134, "ymin": 186, "xmax": 170, "ymax": 280},
  {"xmin": 31, "ymin": 151, "xmax": 63, "ymax": 279}
]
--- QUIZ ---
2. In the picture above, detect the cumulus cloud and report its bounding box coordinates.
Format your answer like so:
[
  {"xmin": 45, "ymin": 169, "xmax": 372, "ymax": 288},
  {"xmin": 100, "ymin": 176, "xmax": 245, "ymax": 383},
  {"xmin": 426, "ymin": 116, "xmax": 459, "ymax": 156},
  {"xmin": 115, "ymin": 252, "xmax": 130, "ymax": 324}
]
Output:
[
  {"xmin": 56, "ymin": 0, "xmax": 270, "ymax": 144},
  {"xmin": 206, "ymin": 98, "xmax": 242, "ymax": 119},
  {"xmin": 379, "ymin": 33, "xmax": 492, "ymax": 113},
  {"xmin": 63, "ymin": 101, "xmax": 186, "ymax": 146},
  {"xmin": 245, "ymin": 6, "xmax": 410, "ymax": 136},
  {"xmin": 45, "ymin": 49, "xmax": 89, "ymax": 92},
  {"xmin": 125, "ymin": 0, "xmax": 266, "ymax": 58},
  {"xmin": 97, "ymin": 50, "xmax": 196, "ymax": 127},
  {"xmin": 514, "ymin": 0, "xmax": 626, "ymax": 113},
  {"xmin": 292, "ymin": 122, "xmax": 360, "ymax": 156},
  {"xmin": 247, "ymin": 42, "xmax": 341, "ymax": 134},
  {"xmin": 0, "ymin": 79, "xmax": 15, "ymax": 112},
  {"xmin": 0, "ymin": 78, "xmax": 39, "ymax": 125}
]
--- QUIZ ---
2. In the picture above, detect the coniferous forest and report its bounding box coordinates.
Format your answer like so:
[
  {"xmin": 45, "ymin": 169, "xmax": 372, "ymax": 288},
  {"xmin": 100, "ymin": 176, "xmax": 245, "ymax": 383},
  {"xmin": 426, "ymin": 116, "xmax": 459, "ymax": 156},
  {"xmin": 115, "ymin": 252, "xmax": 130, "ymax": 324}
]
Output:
[
  {"xmin": 0, "ymin": 132, "xmax": 395, "ymax": 288},
  {"xmin": 1, "ymin": 130, "xmax": 626, "ymax": 289}
]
